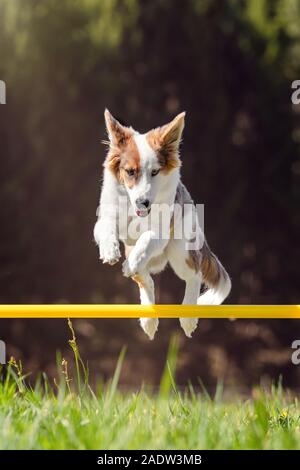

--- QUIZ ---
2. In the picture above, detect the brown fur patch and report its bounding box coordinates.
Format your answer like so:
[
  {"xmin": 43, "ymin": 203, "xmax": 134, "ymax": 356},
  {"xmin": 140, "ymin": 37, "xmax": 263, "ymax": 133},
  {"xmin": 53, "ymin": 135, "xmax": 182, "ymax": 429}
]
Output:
[
  {"xmin": 186, "ymin": 250, "xmax": 201, "ymax": 273},
  {"xmin": 105, "ymin": 148, "xmax": 122, "ymax": 178},
  {"xmin": 118, "ymin": 137, "xmax": 141, "ymax": 187},
  {"xmin": 104, "ymin": 110, "xmax": 141, "ymax": 184},
  {"xmin": 105, "ymin": 135, "xmax": 141, "ymax": 186},
  {"xmin": 185, "ymin": 242, "xmax": 224, "ymax": 287},
  {"xmin": 200, "ymin": 242, "xmax": 223, "ymax": 287},
  {"xmin": 146, "ymin": 128, "xmax": 181, "ymax": 174},
  {"xmin": 132, "ymin": 274, "xmax": 145, "ymax": 289},
  {"xmin": 146, "ymin": 113, "xmax": 185, "ymax": 174},
  {"xmin": 104, "ymin": 109, "xmax": 132, "ymax": 147},
  {"xmin": 169, "ymin": 216, "xmax": 175, "ymax": 237}
]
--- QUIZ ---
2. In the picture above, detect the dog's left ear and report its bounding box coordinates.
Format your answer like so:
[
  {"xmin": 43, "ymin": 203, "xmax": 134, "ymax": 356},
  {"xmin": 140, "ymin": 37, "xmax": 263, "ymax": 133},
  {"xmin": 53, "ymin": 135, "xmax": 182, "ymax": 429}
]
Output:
[{"xmin": 160, "ymin": 112, "xmax": 185, "ymax": 153}]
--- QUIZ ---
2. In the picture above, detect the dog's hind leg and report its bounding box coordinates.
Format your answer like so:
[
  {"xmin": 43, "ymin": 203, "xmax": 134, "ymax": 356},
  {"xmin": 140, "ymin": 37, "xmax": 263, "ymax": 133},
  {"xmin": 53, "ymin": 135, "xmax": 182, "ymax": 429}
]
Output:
[
  {"xmin": 180, "ymin": 276, "xmax": 201, "ymax": 337},
  {"xmin": 167, "ymin": 239, "xmax": 201, "ymax": 337},
  {"xmin": 132, "ymin": 272, "xmax": 158, "ymax": 340}
]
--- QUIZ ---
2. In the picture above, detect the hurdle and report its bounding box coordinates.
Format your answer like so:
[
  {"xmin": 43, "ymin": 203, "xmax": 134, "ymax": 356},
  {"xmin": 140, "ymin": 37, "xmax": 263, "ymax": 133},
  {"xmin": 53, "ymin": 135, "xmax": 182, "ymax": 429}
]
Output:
[{"xmin": 0, "ymin": 305, "xmax": 299, "ymax": 318}]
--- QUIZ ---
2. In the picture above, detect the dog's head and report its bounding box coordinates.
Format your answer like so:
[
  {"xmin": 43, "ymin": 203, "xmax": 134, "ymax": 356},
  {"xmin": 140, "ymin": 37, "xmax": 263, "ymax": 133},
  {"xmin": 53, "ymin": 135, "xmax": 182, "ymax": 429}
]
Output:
[{"xmin": 103, "ymin": 109, "xmax": 185, "ymax": 217}]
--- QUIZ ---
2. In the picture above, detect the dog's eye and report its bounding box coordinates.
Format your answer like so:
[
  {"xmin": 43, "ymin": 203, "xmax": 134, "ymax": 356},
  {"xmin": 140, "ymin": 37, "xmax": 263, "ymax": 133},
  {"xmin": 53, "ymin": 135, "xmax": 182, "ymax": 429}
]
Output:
[
  {"xmin": 151, "ymin": 169, "xmax": 160, "ymax": 177},
  {"xmin": 126, "ymin": 169, "xmax": 135, "ymax": 177}
]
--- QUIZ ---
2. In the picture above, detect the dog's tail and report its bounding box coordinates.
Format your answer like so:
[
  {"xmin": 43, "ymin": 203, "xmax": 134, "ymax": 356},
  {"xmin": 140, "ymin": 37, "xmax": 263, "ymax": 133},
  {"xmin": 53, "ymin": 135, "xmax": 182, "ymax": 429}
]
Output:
[{"xmin": 197, "ymin": 243, "xmax": 231, "ymax": 305}]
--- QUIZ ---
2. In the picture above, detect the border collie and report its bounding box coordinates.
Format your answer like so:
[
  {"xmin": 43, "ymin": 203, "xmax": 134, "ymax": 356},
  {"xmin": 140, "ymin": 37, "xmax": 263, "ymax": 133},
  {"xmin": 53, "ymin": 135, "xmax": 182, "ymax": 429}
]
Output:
[{"xmin": 94, "ymin": 110, "xmax": 231, "ymax": 339}]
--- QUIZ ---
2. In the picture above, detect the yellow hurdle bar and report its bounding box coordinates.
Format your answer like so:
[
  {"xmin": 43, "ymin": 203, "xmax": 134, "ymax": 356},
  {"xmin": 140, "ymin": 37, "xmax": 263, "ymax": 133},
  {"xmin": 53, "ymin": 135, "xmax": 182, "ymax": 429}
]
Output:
[{"xmin": 0, "ymin": 305, "xmax": 299, "ymax": 318}]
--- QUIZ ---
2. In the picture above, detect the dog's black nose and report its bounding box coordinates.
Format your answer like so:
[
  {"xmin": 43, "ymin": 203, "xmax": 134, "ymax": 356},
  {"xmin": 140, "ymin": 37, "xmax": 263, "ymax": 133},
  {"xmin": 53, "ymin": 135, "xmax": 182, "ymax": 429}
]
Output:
[{"xmin": 136, "ymin": 198, "xmax": 150, "ymax": 209}]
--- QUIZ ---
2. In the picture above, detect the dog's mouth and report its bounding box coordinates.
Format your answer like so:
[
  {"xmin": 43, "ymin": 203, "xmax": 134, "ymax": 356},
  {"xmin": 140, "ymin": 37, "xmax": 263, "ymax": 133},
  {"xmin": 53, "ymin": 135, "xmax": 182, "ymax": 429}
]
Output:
[{"xmin": 136, "ymin": 207, "xmax": 151, "ymax": 218}]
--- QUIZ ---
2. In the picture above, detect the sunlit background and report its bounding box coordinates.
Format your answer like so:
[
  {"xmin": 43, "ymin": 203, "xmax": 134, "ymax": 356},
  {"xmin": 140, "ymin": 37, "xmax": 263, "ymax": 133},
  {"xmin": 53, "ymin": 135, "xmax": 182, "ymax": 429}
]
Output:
[{"xmin": 0, "ymin": 0, "xmax": 300, "ymax": 391}]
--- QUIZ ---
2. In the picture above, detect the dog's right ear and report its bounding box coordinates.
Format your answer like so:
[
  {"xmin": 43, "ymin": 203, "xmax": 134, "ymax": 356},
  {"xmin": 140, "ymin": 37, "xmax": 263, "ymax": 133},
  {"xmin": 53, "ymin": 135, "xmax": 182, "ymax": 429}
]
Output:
[{"xmin": 104, "ymin": 109, "xmax": 132, "ymax": 147}]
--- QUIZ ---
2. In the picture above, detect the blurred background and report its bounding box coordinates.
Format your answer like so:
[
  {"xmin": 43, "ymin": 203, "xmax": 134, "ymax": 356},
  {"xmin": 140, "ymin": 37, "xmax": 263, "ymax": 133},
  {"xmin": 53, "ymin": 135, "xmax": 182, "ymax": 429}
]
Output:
[{"xmin": 0, "ymin": 0, "xmax": 300, "ymax": 392}]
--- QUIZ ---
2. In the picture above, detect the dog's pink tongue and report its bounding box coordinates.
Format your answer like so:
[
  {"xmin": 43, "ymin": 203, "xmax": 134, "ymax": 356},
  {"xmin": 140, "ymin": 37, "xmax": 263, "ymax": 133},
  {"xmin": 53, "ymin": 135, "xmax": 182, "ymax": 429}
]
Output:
[{"xmin": 136, "ymin": 209, "xmax": 148, "ymax": 217}]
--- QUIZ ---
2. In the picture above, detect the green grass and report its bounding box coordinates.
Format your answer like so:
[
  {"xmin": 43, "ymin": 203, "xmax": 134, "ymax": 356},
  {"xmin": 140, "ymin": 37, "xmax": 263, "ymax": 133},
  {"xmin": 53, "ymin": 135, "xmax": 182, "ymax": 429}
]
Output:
[{"xmin": 0, "ymin": 323, "xmax": 299, "ymax": 450}]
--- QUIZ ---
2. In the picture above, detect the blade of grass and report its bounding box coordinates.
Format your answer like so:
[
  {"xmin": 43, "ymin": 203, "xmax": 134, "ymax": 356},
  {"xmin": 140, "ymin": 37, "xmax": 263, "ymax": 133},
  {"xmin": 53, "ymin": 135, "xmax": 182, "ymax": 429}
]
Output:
[
  {"xmin": 159, "ymin": 334, "xmax": 179, "ymax": 398},
  {"xmin": 105, "ymin": 346, "xmax": 126, "ymax": 408}
]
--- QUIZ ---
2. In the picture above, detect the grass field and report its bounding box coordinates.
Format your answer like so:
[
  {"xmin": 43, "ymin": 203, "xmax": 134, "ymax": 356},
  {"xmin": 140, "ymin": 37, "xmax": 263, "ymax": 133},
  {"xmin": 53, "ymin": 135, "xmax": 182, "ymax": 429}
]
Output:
[{"xmin": 0, "ymin": 322, "xmax": 299, "ymax": 450}]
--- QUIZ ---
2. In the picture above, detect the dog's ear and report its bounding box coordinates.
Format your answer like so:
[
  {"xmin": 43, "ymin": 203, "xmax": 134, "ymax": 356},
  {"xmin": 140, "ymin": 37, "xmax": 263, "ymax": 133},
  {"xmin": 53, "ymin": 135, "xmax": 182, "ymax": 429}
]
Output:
[
  {"xmin": 146, "ymin": 112, "xmax": 185, "ymax": 172},
  {"xmin": 104, "ymin": 109, "xmax": 132, "ymax": 147},
  {"xmin": 160, "ymin": 112, "xmax": 185, "ymax": 153}
]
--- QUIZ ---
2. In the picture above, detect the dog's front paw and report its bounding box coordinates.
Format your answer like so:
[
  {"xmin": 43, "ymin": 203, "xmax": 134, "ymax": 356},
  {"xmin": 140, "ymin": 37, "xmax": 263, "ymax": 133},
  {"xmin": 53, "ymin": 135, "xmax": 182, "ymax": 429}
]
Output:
[{"xmin": 99, "ymin": 239, "xmax": 121, "ymax": 265}]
